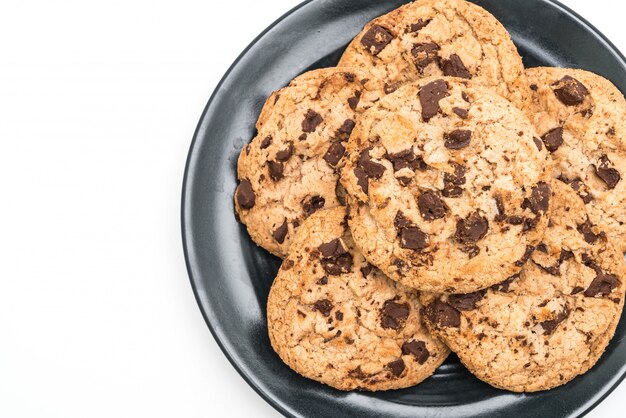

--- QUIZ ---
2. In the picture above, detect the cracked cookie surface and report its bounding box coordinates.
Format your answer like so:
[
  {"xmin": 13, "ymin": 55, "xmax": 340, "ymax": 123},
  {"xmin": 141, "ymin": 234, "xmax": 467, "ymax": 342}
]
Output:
[
  {"xmin": 338, "ymin": 0, "xmax": 529, "ymax": 109},
  {"xmin": 235, "ymin": 68, "xmax": 385, "ymax": 257},
  {"xmin": 421, "ymin": 180, "xmax": 625, "ymax": 392},
  {"xmin": 341, "ymin": 77, "xmax": 552, "ymax": 293},
  {"xmin": 267, "ymin": 206, "xmax": 448, "ymax": 391},
  {"xmin": 525, "ymin": 67, "xmax": 626, "ymax": 252}
]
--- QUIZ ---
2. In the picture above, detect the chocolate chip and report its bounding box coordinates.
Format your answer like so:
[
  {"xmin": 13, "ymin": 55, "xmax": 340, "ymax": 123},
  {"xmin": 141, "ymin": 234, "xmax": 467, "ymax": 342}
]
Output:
[
  {"xmin": 354, "ymin": 167, "xmax": 369, "ymax": 194},
  {"xmin": 540, "ymin": 306, "xmax": 570, "ymax": 335},
  {"xmin": 559, "ymin": 249, "xmax": 574, "ymax": 263},
  {"xmin": 523, "ymin": 216, "xmax": 540, "ymax": 232},
  {"xmin": 347, "ymin": 90, "xmax": 361, "ymax": 110},
  {"xmin": 324, "ymin": 142, "xmax": 346, "ymax": 166},
  {"xmin": 313, "ymin": 299, "xmax": 333, "ymax": 317},
  {"xmin": 317, "ymin": 276, "xmax": 328, "ymax": 285},
  {"xmin": 541, "ymin": 127, "xmax": 564, "ymax": 152},
  {"xmin": 584, "ymin": 273, "xmax": 620, "ymax": 297},
  {"xmin": 418, "ymin": 191, "xmax": 447, "ymax": 220},
  {"xmin": 444, "ymin": 129, "xmax": 471, "ymax": 150},
  {"xmin": 402, "ymin": 340, "xmax": 430, "ymax": 364},
  {"xmin": 387, "ymin": 358, "xmax": 405, "ymax": 377},
  {"xmin": 260, "ymin": 135, "xmax": 272, "ymax": 149},
  {"xmin": 530, "ymin": 84, "xmax": 538, "ymax": 91},
  {"xmin": 425, "ymin": 300, "xmax": 460, "ymax": 328},
  {"xmin": 507, "ymin": 216, "xmax": 524, "ymax": 225},
  {"xmin": 397, "ymin": 176, "xmax": 412, "ymax": 186},
  {"xmin": 561, "ymin": 177, "xmax": 593, "ymax": 203},
  {"xmin": 272, "ymin": 219, "xmax": 288, "ymax": 243},
  {"xmin": 462, "ymin": 91, "xmax": 470, "ymax": 102},
  {"xmin": 336, "ymin": 119, "xmax": 356, "ymax": 140},
  {"xmin": 532, "ymin": 137, "xmax": 543, "ymax": 151},
  {"xmin": 522, "ymin": 182, "xmax": 551, "ymax": 214},
  {"xmin": 494, "ymin": 195, "xmax": 506, "ymax": 222},
  {"xmin": 400, "ymin": 227, "xmax": 429, "ymax": 251},
  {"xmin": 268, "ymin": 161, "xmax": 284, "ymax": 181},
  {"xmin": 552, "ymin": 75, "xmax": 589, "ymax": 105},
  {"xmin": 298, "ymin": 133, "xmax": 307, "ymax": 141},
  {"xmin": 419, "ymin": 79, "xmax": 449, "ymax": 121},
  {"xmin": 381, "ymin": 299, "xmax": 410, "ymax": 330},
  {"xmin": 594, "ymin": 155, "xmax": 621, "ymax": 189},
  {"xmin": 386, "ymin": 148, "xmax": 427, "ymax": 171},
  {"xmin": 303, "ymin": 195, "xmax": 325, "ymax": 217},
  {"xmin": 461, "ymin": 245, "xmax": 480, "ymax": 258},
  {"xmin": 515, "ymin": 245, "xmax": 535, "ymax": 267},
  {"xmin": 453, "ymin": 107, "xmax": 468, "ymax": 119},
  {"xmin": 492, "ymin": 274, "xmax": 519, "ymax": 292},
  {"xmin": 301, "ymin": 109, "xmax": 323, "ymax": 133},
  {"xmin": 236, "ymin": 179, "xmax": 255, "ymax": 209},
  {"xmin": 335, "ymin": 311, "xmax": 344, "ymax": 321},
  {"xmin": 360, "ymin": 262, "xmax": 374, "ymax": 277},
  {"xmin": 577, "ymin": 219, "xmax": 599, "ymax": 244},
  {"xmin": 358, "ymin": 148, "xmax": 386, "ymax": 178},
  {"xmin": 412, "ymin": 42, "xmax": 440, "ymax": 74},
  {"xmin": 282, "ymin": 259, "xmax": 294, "ymax": 270},
  {"xmin": 408, "ymin": 18, "xmax": 431, "ymax": 33},
  {"xmin": 394, "ymin": 211, "xmax": 412, "ymax": 230},
  {"xmin": 442, "ymin": 164, "xmax": 466, "ymax": 198},
  {"xmin": 384, "ymin": 82, "xmax": 401, "ymax": 94},
  {"xmin": 318, "ymin": 239, "xmax": 347, "ymax": 258},
  {"xmin": 360, "ymin": 24, "xmax": 394, "ymax": 55},
  {"xmin": 275, "ymin": 143, "xmax": 294, "ymax": 161},
  {"xmin": 448, "ymin": 291, "xmax": 484, "ymax": 311},
  {"xmin": 440, "ymin": 54, "xmax": 471, "ymax": 79},
  {"xmin": 455, "ymin": 211, "xmax": 489, "ymax": 244},
  {"xmin": 571, "ymin": 286, "xmax": 584, "ymax": 295},
  {"xmin": 344, "ymin": 72, "xmax": 356, "ymax": 82}
]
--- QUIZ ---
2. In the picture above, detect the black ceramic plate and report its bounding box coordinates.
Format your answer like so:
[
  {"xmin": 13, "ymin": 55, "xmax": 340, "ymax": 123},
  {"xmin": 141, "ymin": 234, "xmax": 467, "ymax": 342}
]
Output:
[{"xmin": 182, "ymin": 1, "xmax": 626, "ymax": 417}]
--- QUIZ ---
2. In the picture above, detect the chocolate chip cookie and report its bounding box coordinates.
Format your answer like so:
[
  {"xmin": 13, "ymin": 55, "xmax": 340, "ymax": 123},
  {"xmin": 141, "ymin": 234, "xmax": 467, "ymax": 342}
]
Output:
[
  {"xmin": 267, "ymin": 206, "xmax": 448, "ymax": 391},
  {"xmin": 341, "ymin": 77, "xmax": 552, "ymax": 293},
  {"xmin": 338, "ymin": 0, "xmax": 529, "ymax": 109},
  {"xmin": 421, "ymin": 179, "xmax": 625, "ymax": 392},
  {"xmin": 525, "ymin": 67, "xmax": 626, "ymax": 252},
  {"xmin": 235, "ymin": 68, "xmax": 385, "ymax": 257}
]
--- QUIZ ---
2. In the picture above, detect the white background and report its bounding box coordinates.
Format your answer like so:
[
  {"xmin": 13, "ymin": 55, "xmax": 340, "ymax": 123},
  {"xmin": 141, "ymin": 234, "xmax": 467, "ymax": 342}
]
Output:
[{"xmin": 0, "ymin": 0, "xmax": 623, "ymax": 417}]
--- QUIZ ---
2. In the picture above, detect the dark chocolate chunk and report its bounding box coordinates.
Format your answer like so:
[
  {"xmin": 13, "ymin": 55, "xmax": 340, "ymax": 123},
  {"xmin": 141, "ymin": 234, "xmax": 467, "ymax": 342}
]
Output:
[
  {"xmin": 448, "ymin": 291, "xmax": 484, "ymax": 311},
  {"xmin": 494, "ymin": 195, "xmax": 506, "ymax": 222},
  {"xmin": 318, "ymin": 239, "xmax": 352, "ymax": 275},
  {"xmin": 577, "ymin": 219, "xmax": 599, "ymax": 244},
  {"xmin": 268, "ymin": 160, "xmax": 284, "ymax": 181},
  {"xmin": 275, "ymin": 143, "xmax": 294, "ymax": 161},
  {"xmin": 424, "ymin": 300, "xmax": 461, "ymax": 328},
  {"xmin": 317, "ymin": 276, "xmax": 328, "ymax": 285},
  {"xmin": 302, "ymin": 109, "xmax": 323, "ymax": 133},
  {"xmin": 522, "ymin": 182, "xmax": 551, "ymax": 214},
  {"xmin": 272, "ymin": 219, "xmax": 289, "ymax": 244},
  {"xmin": 515, "ymin": 245, "xmax": 535, "ymax": 267},
  {"xmin": 507, "ymin": 216, "xmax": 524, "ymax": 225},
  {"xmin": 360, "ymin": 262, "xmax": 374, "ymax": 277},
  {"xmin": 381, "ymin": 299, "xmax": 410, "ymax": 330},
  {"xmin": 324, "ymin": 142, "xmax": 346, "ymax": 166},
  {"xmin": 455, "ymin": 211, "xmax": 489, "ymax": 244},
  {"xmin": 348, "ymin": 90, "xmax": 361, "ymax": 110},
  {"xmin": 594, "ymin": 155, "xmax": 621, "ymax": 189},
  {"xmin": 236, "ymin": 179, "xmax": 255, "ymax": 209},
  {"xmin": 336, "ymin": 119, "xmax": 356, "ymax": 140},
  {"xmin": 541, "ymin": 127, "xmax": 564, "ymax": 152},
  {"xmin": 384, "ymin": 82, "xmax": 401, "ymax": 94},
  {"xmin": 360, "ymin": 25, "xmax": 394, "ymax": 55},
  {"xmin": 444, "ymin": 129, "xmax": 472, "ymax": 150},
  {"xmin": 302, "ymin": 195, "xmax": 325, "ymax": 217},
  {"xmin": 401, "ymin": 340, "xmax": 430, "ymax": 364},
  {"xmin": 387, "ymin": 358, "xmax": 405, "ymax": 377},
  {"xmin": 386, "ymin": 148, "xmax": 428, "ymax": 171},
  {"xmin": 418, "ymin": 191, "xmax": 447, "ymax": 220},
  {"xmin": 412, "ymin": 42, "xmax": 440, "ymax": 74},
  {"xmin": 552, "ymin": 75, "xmax": 589, "ymax": 105},
  {"xmin": 584, "ymin": 273, "xmax": 620, "ymax": 297},
  {"xmin": 452, "ymin": 107, "xmax": 468, "ymax": 119},
  {"xmin": 419, "ymin": 79, "xmax": 449, "ymax": 121},
  {"xmin": 492, "ymin": 274, "xmax": 519, "ymax": 292},
  {"xmin": 408, "ymin": 19, "xmax": 431, "ymax": 33},
  {"xmin": 260, "ymin": 135, "xmax": 272, "ymax": 149},
  {"xmin": 318, "ymin": 239, "xmax": 347, "ymax": 258},
  {"xmin": 532, "ymin": 137, "xmax": 543, "ymax": 151},
  {"xmin": 442, "ymin": 164, "xmax": 466, "ymax": 198},
  {"xmin": 540, "ymin": 306, "xmax": 570, "ymax": 335},
  {"xmin": 440, "ymin": 54, "xmax": 471, "ymax": 79},
  {"xmin": 562, "ymin": 177, "xmax": 593, "ymax": 203},
  {"xmin": 461, "ymin": 244, "xmax": 480, "ymax": 258},
  {"xmin": 358, "ymin": 148, "xmax": 386, "ymax": 178},
  {"xmin": 313, "ymin": 299, "xmax": 333, "ymax": 317},
  {"xmin": 354, "ymin": 167, "xmax": 369, "ymax": 194},
  {"xmin": 394, "ymin": 211, "xmax": 412, "ymax": 230},
  {"xmin": 400, "ymin": 227, "xmax": 429, "ymax": 251}
]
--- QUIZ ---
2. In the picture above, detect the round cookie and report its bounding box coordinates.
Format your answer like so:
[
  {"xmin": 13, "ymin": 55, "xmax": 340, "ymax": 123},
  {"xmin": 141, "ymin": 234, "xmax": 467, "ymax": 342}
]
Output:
[
  {"xmin": 338, "ymin": 0, "xmax": 529, "ymax": 109},
  {"xmin": 235, "ymin": 68, "xmax": 385, "ymax": 257},
  {"xmin": 267, "ymin": 206, "xmax": 449, "ymax": 391},
  {"xmin": 420, "ymin": 179, "xmax": 625, "ymax": 392},
  {"xmin": 340, "ymin": 77, "xmax": 553, "ymax": 293},
  {"xmin": 525, "ymin": 67, "xmax": 626, "ymax": 252}
]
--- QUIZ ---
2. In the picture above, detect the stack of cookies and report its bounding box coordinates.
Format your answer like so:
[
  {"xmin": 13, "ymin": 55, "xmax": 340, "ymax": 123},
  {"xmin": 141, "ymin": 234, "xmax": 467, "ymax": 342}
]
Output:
[{"xmin": 234, "ymin": 0, "xmax": 626, "ymax": 393}]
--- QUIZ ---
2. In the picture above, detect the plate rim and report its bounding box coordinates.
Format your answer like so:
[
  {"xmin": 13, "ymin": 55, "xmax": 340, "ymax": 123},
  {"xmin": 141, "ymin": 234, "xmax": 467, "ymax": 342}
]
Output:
[{"xmin": 181, "ymin": 1, "xmax": 626, "ymax": 417}]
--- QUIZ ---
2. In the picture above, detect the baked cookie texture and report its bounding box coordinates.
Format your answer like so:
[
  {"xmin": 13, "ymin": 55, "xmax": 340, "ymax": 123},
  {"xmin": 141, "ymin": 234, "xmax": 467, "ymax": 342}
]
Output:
[
  {"xmin": 235, "ymin": 68, "xmax": 385, "ymax": 257},
  {"xmin": 525, "ymin": 67, "xmax": 626, "ymax": 253},
  {"xmin": 338, "ymin": 0, "xmax": 530, "ymax": 109},
  {"xmin": 341, "ymin": 77, "xmax": 552, "ymax": 294},
  {"xmin": 421, "ymin": 179, "xmax": 626, "ymax": 392},
  {"xmin": 267, "ymin": 207, "xmax": 449, "ymax": 391}
]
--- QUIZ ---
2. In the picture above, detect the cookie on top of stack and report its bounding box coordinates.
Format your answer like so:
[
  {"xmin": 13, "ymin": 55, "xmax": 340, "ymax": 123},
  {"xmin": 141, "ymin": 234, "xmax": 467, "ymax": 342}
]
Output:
[{"xmin": 234, "ymin": 0, "xmax": 625, "ymax": 392}]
